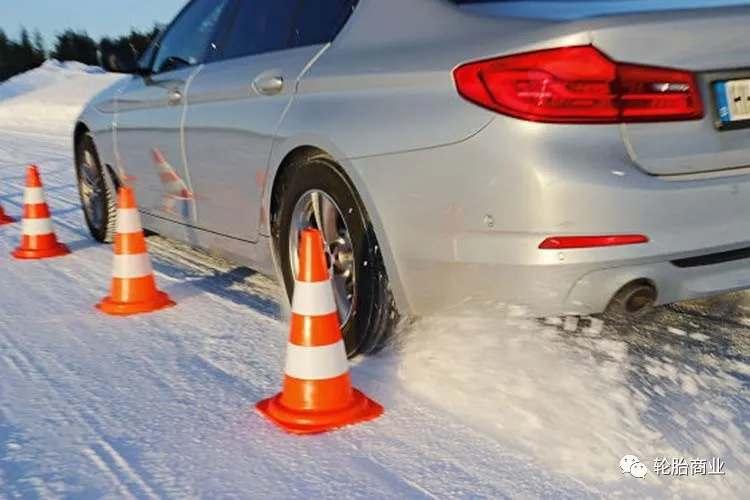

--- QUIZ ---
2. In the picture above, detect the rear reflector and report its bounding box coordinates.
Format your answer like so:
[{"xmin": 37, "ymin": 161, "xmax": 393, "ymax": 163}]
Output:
[
  {"xmin": 453, "ymin": 45, "xmax": 703, "ymax": 124},
  {"xmin": 539, "ymin": 234, "xmax": 649, "ymax": 250}
]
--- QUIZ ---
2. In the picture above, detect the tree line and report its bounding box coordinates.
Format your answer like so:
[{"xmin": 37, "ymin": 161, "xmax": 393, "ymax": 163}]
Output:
[{"xmin": 0, "ymin": 25, "xmax": 164, "ymax": 82}]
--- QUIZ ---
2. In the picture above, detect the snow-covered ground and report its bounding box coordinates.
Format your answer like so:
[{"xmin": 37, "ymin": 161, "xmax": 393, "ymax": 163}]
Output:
[
  {"xmin": 0, "ymin": 61, "xmax": 748, "ymax": 499},
  {"xmin": 0, "ymin": 60, "xmax": 116, "ymax": 138}
]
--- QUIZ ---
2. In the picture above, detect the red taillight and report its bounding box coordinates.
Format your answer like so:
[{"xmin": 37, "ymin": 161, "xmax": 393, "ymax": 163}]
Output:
[
  {"xmin": 538, "ymin": 234, "xmax": 649, "ymax": 250},
  {"xmin": 453, "ymin": 45, "xmax": 703, "ymax": 124}
]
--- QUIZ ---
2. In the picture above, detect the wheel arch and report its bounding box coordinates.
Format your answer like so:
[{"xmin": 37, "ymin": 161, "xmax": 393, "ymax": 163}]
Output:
[
  {"xmin": 264, "ymin": 135, "xmax": 412, "ymax": 317},
  {"xmin": 73, "ymin": 121, "xmax": 124, "ymax": 192}
]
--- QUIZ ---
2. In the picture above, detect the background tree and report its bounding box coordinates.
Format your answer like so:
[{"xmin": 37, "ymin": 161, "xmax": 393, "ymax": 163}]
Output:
[
  {"xmin": 0, "ymin": 23, "xmax": 163, "ymax": 83},
  {"xmin": 50, "ymin": 29, "xmax": 98, "ymax": 66},
  {"xmin": 0, "ymin": 29, "xmax": 9, "ymax": 80},
  {"xmin": 32, "ymin": 29, "xmax": 46, "ymax": 60},
  {"xmin": 100, "ymin": 23, "xmax": 164, "ymax": 64},
  {"xmin": 0, "ymin": 27, "xmax": 45, "ymax": 81}
]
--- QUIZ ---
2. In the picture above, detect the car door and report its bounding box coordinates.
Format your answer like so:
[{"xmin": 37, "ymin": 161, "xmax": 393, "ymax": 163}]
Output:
[
  {"xmin": 114, "ymin": 0, "xmax": 232, "ymax": 223},
  {"xmin": 183, "ymin": 0, "xmax": 352, "ymax": 242}
]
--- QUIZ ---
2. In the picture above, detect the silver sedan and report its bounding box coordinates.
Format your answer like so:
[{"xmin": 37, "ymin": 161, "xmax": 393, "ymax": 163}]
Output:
[{"xmin": 74, "ymin": 0, "xmax": 750, "ymax": 356}]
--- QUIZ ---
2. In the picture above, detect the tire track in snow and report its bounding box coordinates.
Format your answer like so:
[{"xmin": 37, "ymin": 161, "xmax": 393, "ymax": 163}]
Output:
[
  {"xmin": 82, "ymin": 447, "xmax": 138, "ymax": 500},
  {"xmin": 27, "ymin": 477, "xmax": 60, "ymax": 500},
  {"xmin": 84, "ymin": 438, "xmax": 159, "ymax": 500},
  {"xmin": 0, "ymin": 268, "xmax": 183, "ymax": 500},
  {"xmin": 0, "ymin": 328, "xmax": 162, "ymax": 500},
  {"xmin": 333, "ymin": 437, "xmax": 441, "ymax": 500},
  {"xmin": 2, "ymin": 355, "xmax": 26, "ymax": 380},
  {"xmin": 3, "ymin": 349, "xmax": 160, "ymax": 500},
  {"xmin": 0, "ymin": 419, "xmax": 61, "ymax": 500},
  {"xmin": 1, "ymin": 348, "xmax": 63, "ymax": 499},
  {"xmin": 1, "ymin": 348, "xmax": 39, "ymax": 383}
]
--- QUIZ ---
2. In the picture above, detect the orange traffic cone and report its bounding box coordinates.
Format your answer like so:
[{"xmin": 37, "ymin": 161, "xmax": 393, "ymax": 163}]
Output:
[
  {"xmin": 0, "ymin": 200, "xmax": 15, "ymax": 225},
  {"xmin": 12, "ymin": 165, "xmax": 70, "ymax": 259},
  {"xmin": 96, "ymin": 187, "xmax": 175, "ymax": 316},
  {"xmin": 256, "ymin": 228, "xmax": 383, "ymax": 434}
]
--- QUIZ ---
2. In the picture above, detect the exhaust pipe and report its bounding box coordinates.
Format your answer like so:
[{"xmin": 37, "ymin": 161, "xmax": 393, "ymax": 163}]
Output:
[{"xmin": 606, "ymin": 279, "xmax": 657, "ymax": 316}]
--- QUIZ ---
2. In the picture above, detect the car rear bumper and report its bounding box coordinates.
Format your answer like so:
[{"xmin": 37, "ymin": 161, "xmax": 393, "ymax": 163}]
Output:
[{"xmin": 393, "ymin": 235, "xmax": 750, "ymax": 318}]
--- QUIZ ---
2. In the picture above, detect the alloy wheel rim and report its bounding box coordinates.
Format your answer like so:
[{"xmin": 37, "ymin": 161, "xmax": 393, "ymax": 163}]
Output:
[{"xmin": 289, "ymin": 189, "xmax": 356, "ymax": 326}]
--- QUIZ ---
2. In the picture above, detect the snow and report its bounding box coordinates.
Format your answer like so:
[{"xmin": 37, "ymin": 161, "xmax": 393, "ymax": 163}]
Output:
[
  {"xmin": 0, "ymin": 60, "xmax": 122, "ymax": 136},
  {"xmin": 0, "ymin": 60, "xmax": 748, "ymax": 499}
]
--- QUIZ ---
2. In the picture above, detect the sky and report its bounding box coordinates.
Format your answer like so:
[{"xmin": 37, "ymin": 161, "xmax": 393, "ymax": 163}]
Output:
[{"xmin": 0, "ymin": 0, "xmax": 188, "ymax": 49}]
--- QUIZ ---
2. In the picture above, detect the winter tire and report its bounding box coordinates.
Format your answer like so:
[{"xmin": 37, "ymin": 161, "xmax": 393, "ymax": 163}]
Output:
[{"xmin": 75, "ymin": 133, "xmax": 117, "ymax": 243}]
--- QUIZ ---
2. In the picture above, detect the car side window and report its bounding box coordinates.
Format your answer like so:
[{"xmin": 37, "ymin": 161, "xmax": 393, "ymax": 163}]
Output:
[
  {"xmin": 150, "ymin": 0, "xmax": 232, "ymax": 74},
  {"xmin": 217, "ymin": 0, "xmax": 300, "ymax": 61},
  {"xmin": 289, "ymin": 0, "xmax": 358, "ymax": 48}
]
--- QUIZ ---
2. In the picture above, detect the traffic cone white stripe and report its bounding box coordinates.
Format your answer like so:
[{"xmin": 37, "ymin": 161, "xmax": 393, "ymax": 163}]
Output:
[
  {"xmin": 23, "ymin": 187, "xmax": 46, "ymax": 204},
  {"xmin": 21, "ymin": 217, "xmax": 53, "ymax": 236},
  {"xmin": 291, "ymin": 280, "xmax": 337, "ymax": 316},
  {"xmin": 284, "ymin": 340, "xmax": 349, "ymax": 380},
  {"xmin": 112, "ymin": 253, "xmax": 153, "ymax": 279},
  {"xmin": 116, "ymin": 208, "xmax": 143, "ymax": 234}
]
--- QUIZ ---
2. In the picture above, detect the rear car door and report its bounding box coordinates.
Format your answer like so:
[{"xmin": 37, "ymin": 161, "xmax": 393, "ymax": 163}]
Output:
[
  {"xmin": 114, "ymin": 0, "xmax": 232, "ymax": 223},
  {"xmin": 182, "ymin": 0, "xmax": 357, "ymax": 242}
]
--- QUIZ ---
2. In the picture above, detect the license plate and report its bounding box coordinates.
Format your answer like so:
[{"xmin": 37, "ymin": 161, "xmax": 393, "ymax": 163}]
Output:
[{"xmin": 714, "ymin": 79, "xmax": 750, "ymax": 127}]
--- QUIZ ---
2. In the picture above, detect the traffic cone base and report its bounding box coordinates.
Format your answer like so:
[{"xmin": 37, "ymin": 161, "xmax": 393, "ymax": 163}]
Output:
[
  {"xmin": 12, "ymin": 241, "xmax": 70, "ymax": 260},
  {"xmin": 96, "ymin": 290, "xmax": 175, "ymax": 316},
  {"xmin": 256, "ymin": 388, "xmax": 383, "ymax": 435}
]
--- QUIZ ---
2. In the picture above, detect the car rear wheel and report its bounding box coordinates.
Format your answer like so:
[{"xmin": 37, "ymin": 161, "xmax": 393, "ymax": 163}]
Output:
[
  {"xmin": 273, "ymin": 154, "xmax": 398, "ymax": 358},
  {"xmin": 75, "ymin": 133, "xmax": 117, "ymax": 243}
]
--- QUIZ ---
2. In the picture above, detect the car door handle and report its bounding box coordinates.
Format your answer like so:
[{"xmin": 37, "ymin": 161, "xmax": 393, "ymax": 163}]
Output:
[
  {"xmin": 252, "ymin": 75, "xmax": 284, "ymax": 96},
  {"xmin": 166, "ymin": 89, "xmax": 183, "ymax": 105}
]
